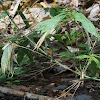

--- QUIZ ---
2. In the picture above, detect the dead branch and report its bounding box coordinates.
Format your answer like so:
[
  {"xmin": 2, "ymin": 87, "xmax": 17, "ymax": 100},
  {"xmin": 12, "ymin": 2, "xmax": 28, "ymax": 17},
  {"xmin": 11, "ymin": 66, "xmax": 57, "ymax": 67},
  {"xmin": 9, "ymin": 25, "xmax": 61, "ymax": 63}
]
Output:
[{"xmin": 0, "ymin": 86, "xmax": 59, "ymax": 100}]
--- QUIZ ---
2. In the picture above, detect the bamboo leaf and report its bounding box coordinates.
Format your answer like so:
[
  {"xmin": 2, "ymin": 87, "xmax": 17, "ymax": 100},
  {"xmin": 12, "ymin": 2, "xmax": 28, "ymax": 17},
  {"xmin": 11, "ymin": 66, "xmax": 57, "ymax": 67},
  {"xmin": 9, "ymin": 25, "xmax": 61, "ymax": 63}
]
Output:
[
  {"xmin": 92, "ymin": 57, "xmax": 100, "ymax": 68},
  {"xmin": 72, "ymin": 12, "xmax": 100, "ymax": 39},
  {"xmin": 34, "ymin": 13, "xmax": 66, "ymax": 49},
  {"xmin": 34, "ymin": 13, "xmax": 66, "ymax": 34},
  {"xmin": 1, "ymin": 43, "xmax": 12, "ymax": 74},
  {"xmin": 76, "ymin": 55, "xmax": 90, "ymax": 59}
]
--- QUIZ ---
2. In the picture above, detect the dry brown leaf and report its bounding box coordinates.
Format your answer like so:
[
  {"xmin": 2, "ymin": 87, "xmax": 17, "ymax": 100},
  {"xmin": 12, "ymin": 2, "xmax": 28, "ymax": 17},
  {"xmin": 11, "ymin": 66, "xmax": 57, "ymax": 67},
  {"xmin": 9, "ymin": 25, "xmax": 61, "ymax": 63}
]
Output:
[
  {"xmin": 88, "ymin": 4, "xmax": 100, "ymax": 19},
  {"xmin": 72, "ymin": 0, "xmax": 78, "ymax": 7},
  {"xmin": 40, "ymin": 2, "xmax": 48, "ymax": 8},
  {"xmin": 0, "ymin": 1, "xmax": 12, "ymax": 12},
  {"xmin": 34, "ymin": 33, "xmax": 47, "ymax": 50},
  {"xmin": 9, "ymin": 0, "xmax": 22, "ymax": 17}
]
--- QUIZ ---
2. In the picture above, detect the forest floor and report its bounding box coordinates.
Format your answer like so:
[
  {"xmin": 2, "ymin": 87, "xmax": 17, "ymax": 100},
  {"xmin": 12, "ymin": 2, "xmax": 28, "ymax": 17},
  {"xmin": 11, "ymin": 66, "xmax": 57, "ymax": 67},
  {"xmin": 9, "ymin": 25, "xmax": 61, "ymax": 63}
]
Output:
[{"xmin": 0, "ymin": 0, "xmax": 100, "ymax": 100}]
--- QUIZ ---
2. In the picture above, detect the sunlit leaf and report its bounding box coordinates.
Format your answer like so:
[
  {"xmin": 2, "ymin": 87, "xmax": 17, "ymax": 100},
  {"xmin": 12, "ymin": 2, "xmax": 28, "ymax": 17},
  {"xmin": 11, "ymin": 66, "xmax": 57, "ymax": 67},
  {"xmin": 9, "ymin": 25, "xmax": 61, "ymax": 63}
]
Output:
[
  {"xmin": 34, "ymin": 13, "xmax": 66, "ymax": 34},
  {"xmin": 34, "ymin": 13, "xmax": 67, "ymax": 49},
  {"xmin": 72, "ymin": 12, "xmax": 100, "ymax": 40},
  {"xmin": 76, "ymin": 55, "xmax": 90, "ymax": 59}
]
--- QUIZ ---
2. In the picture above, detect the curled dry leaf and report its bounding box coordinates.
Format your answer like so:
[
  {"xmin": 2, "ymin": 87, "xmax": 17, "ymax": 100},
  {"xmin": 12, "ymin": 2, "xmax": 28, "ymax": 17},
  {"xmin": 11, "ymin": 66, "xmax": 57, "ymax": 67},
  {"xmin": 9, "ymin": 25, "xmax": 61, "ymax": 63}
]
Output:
[
  {"xmin": 34, "ymin": 32, "xmax": 47, "ymax": 50},
  {"xmin": 57, "ymin": 0, "xmax": 70, "ymax": 5},
  {"xmin": 0, "ymin": 1, "xmax": 12, "ymax": 12},
  {"xmin": 88, "ymin": 4, "xmax": 100, "ymax": 19}
]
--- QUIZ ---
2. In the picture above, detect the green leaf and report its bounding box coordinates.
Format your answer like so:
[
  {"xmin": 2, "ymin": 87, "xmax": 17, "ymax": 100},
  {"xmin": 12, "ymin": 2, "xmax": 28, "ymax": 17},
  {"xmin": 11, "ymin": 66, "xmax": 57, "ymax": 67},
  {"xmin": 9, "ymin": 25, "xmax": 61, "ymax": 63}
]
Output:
[
  {"xmin": 50, "ymin": 8, "xmax": 56, "ymax": 17},
  {"xmin": 34, "ymin": 13, "xmax": 66, "ymax": 34},
  {"xmin": 18, "ymin": 9, "xmax": 30, "ymax": 28},
  {"xmin": 44, "ymin": 8, "xmax": 49, "ymax": 13},
  {"xmin": 91, "ymin": 57, "xmax": 100, "ymax": 68},
  {"xmin": 96, "ymin": 73, "xmax": 99, "ymax": 77},
  {"xmin": 17, "ymin": 40, "xmax": 29, "ymax": 64},
  {"xmin": 60, "ymin": 50, "xmax": 72, "ymax": 56},
  {"xmin": 1, "ymin": 44, "xmax": 12, "ymax": 74},
  {"xmin": 76, "ymin": 55, "xmax": 90, "ymax": 59},
  {"xmin": 54, "ymin": 34, "xmax": 63, "ymax": 42},
  {"xmin": 72, "ymin": 12, "xmax": 100, "ymax": 39},
  {"xmin": 34, "ymin": 13, "xmax": 67, "ymax": 49},
  {"xmin": 13, "ymin": 80, "xmax": 20, "ymax": 83},
  {"xmin": 60, "ymin": 52, "xmax": 68, "ymax": 56},
  {"xmin": 78, "ymin": 44, "xmax": 89, "ymax": 52},
  {"xmin": 88, "ymin": 61, "xmax": 97, "ymax": 77},
  {"xmin": 77, "ymin": 50, "xmax": 87, "ymax": 54},
  {"xmin": 5, "ymin": 81, "xmax": 12, "ymax": 85}
]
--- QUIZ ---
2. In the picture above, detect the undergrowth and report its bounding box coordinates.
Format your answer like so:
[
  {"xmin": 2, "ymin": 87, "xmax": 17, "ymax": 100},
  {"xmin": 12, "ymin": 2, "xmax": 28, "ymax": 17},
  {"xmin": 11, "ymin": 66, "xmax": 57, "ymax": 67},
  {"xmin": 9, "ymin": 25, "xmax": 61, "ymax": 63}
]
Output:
[{"xmin": 0, "ymin": 0, "xmax": 100, "ymax": 87}]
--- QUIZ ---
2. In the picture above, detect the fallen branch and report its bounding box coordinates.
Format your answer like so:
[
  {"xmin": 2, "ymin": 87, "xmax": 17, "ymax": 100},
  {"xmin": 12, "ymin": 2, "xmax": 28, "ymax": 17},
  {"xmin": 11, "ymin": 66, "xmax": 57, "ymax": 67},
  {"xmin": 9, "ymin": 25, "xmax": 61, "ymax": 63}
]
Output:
[{"xmin": 0, "ymin": 86, "xmax": 59, "ymax": 100}]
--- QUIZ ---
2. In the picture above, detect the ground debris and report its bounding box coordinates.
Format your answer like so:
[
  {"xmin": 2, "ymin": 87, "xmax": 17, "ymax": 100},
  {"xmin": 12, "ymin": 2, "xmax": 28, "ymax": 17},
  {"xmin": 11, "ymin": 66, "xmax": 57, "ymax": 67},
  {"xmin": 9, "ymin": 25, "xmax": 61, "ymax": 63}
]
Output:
[{"xmin": 0, "ymin": 86, "xmax": 59, "ymax": 100}]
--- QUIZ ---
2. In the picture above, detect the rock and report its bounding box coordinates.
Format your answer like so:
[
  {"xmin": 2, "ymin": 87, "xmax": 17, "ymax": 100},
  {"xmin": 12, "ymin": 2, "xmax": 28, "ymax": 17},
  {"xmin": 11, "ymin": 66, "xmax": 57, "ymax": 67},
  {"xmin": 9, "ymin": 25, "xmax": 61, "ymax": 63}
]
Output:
[
  {"xmin": 0, "ymin": 93, "xmax": 5, "ymax": 97},
  {"xmin": 75, "ymin": 94, "xmax": 94, "ymax": 100},
  {"xmin": 53, "ymin": 85, "xmax": 68, "ymax": 91},
  {"xmin": 53, "ymin": 66, "xmax": 66, "ymax": 73},
  {"xmin": 66, "ymin": 96, "xmax": 76, "ymax": 100},
  {"xmin": 7, "ymin": 95, "xmax": 24, "ymax": 100}
]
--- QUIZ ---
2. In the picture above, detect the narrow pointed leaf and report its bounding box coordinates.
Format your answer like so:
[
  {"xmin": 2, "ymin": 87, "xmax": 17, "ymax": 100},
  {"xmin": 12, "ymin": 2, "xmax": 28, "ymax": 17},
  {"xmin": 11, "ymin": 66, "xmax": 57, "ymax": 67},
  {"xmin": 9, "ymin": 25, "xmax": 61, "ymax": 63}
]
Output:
[
  {"xmin": 34, "ymin": 13, "xmax": 66, "ymax": 34},
  {"xmin": 34, "ymin": 13, "xmax": 66, "ymax": 49},
  {"xmin": 1, "ymin": 44, "xmax": 12, "ymax": 74},
  {"xmin": 76, "ymin": 55, "xmax": 90, "ymax": 59},
  {"xmin": 72, "ymin": 12, "xmax": 100, "ymax": 39},
  {"xmin": 92, "ymin": 57, "xmax": 100, "ymax": 68}
]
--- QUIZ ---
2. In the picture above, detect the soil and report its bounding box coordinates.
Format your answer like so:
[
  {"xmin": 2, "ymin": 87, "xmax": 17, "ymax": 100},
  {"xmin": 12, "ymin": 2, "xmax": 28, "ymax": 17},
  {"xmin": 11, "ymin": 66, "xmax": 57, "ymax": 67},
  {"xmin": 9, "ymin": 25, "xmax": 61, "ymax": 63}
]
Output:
[{"xmin": 0, "ymin": 69, "xmax": 100, "ymax": 100}]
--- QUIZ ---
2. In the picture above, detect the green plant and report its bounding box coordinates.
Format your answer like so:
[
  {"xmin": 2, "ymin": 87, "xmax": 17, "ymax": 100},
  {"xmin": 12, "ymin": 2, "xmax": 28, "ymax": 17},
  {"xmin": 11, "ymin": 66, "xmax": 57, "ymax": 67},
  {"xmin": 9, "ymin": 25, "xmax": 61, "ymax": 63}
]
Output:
[
  {"xmin": 32, "ymin": 10, "xmax": 100, "ymax": 82},
  {"xmin": 0, "ymin": 0, "xmax": 100, "ymax": 85},
  {"xmin": 45, "ymin": 6, "xmax": 64, "ymax": 17},
  {"xmin": 76, "ymin": 54, "xmax": 100, "ymax": 77},
  {"xmin": 0, "ymin": 67, "xmax": 24, "ymax": 85}
]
